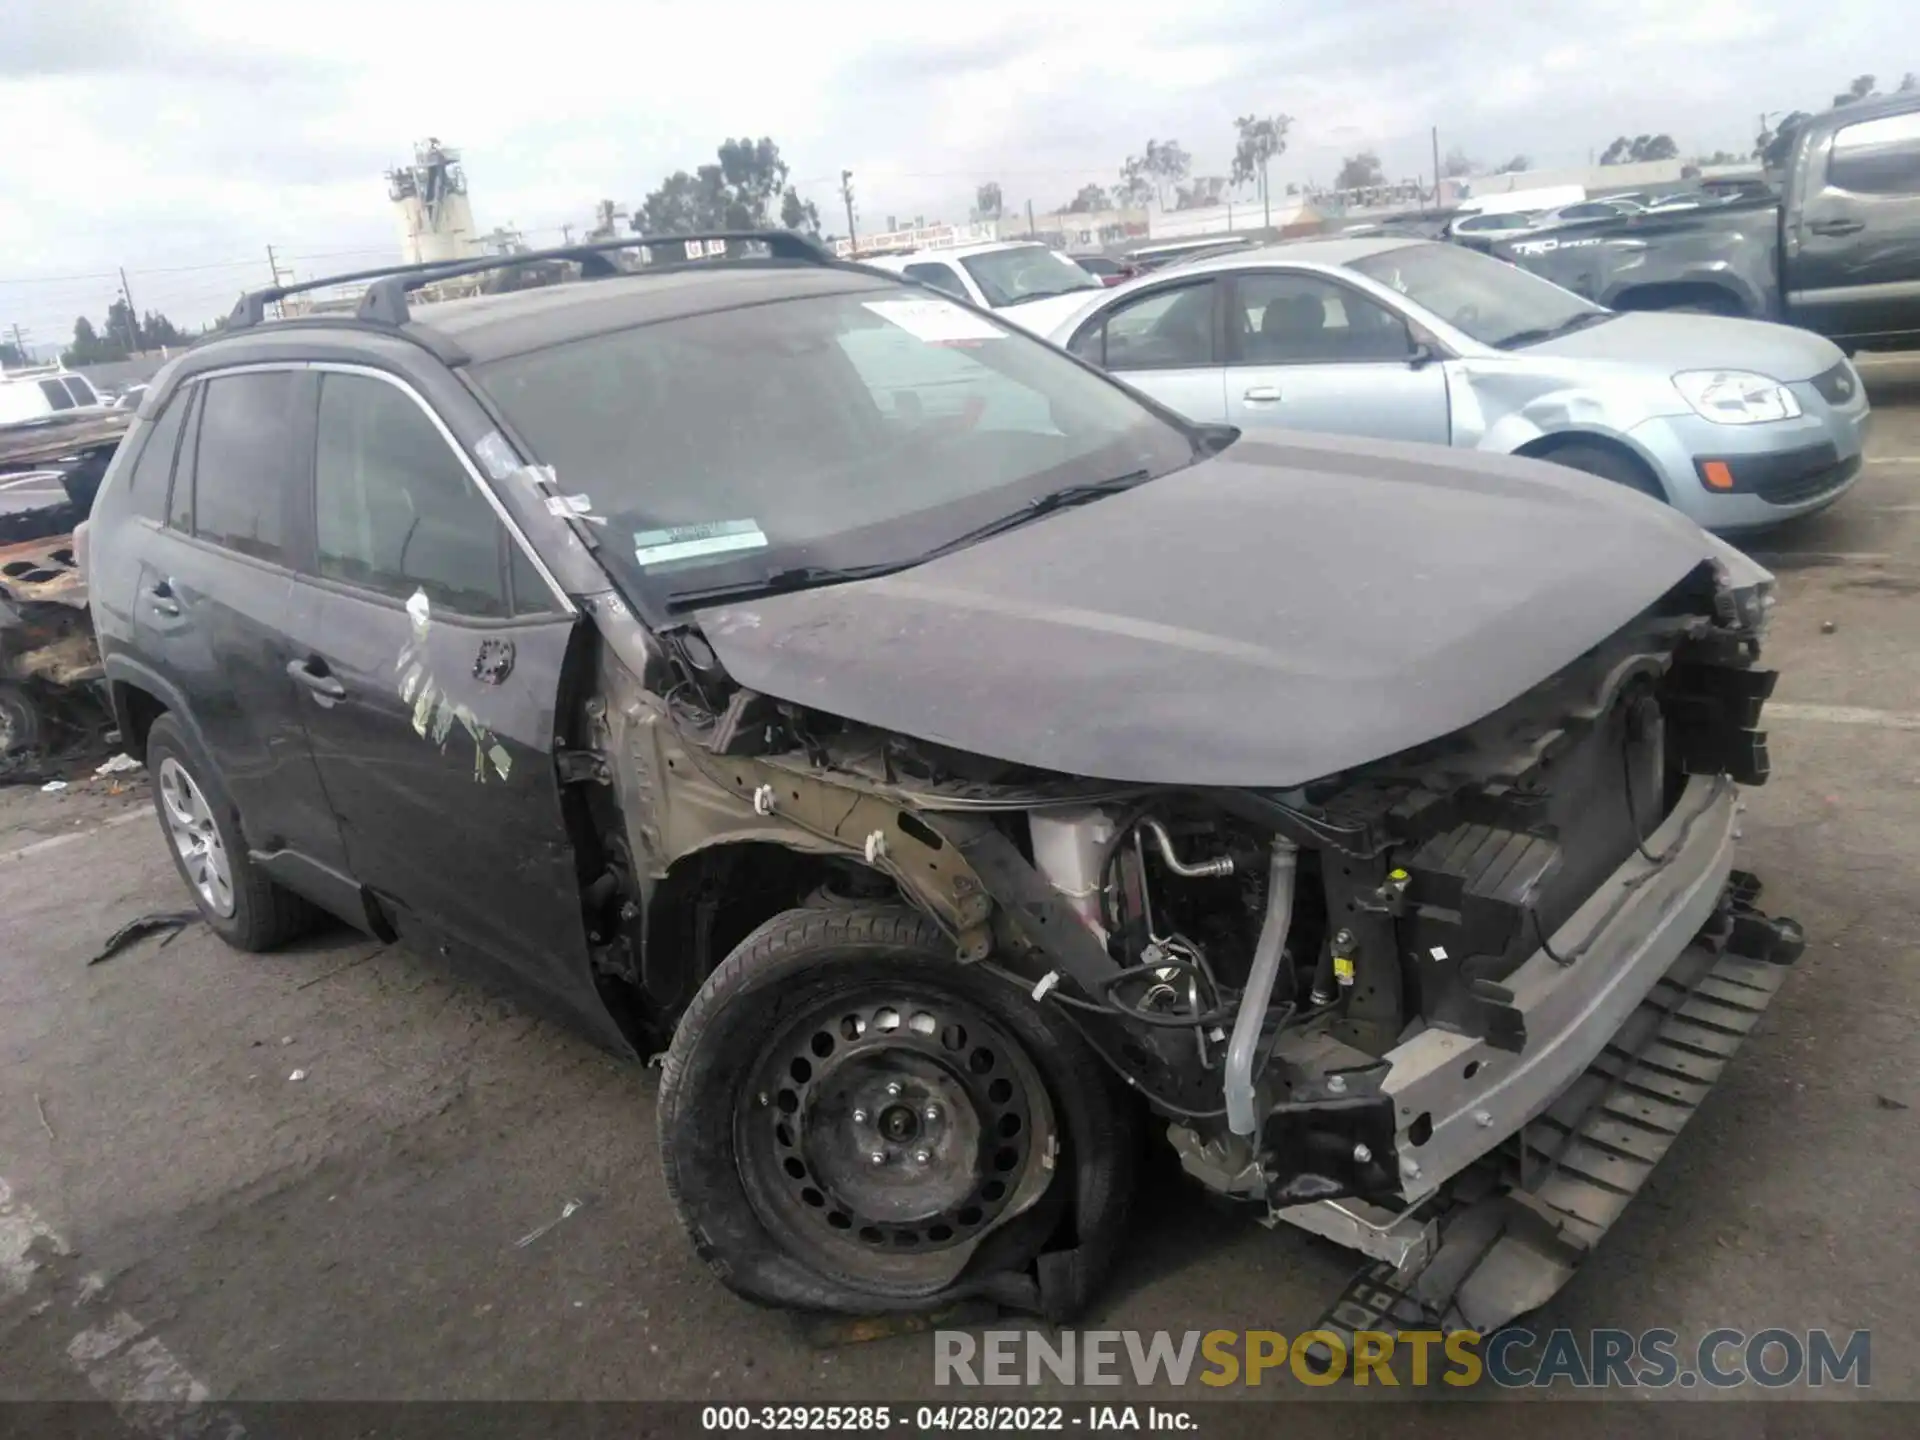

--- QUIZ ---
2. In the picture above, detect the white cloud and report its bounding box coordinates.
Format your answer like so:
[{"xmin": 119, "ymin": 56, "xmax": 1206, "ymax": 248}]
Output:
[{"xmin": 0, "ymin": 0, "xmax": 1902, "ymax": 344}]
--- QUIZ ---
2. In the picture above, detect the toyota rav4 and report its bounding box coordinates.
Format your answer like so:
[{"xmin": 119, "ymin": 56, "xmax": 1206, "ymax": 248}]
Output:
[{"xmin": 81, "ymin": 231, "xmax": 1803, "ymax": 1332}]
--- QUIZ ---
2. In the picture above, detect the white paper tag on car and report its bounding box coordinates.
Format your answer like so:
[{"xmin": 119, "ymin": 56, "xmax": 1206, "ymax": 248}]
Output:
[
  {"xmin": 634, "ymin": 519, "xmax": 769, "ymax": 567},
  {"xmin": 862, "ymin": 299, "xmax": 1006, "ymax": 344}
]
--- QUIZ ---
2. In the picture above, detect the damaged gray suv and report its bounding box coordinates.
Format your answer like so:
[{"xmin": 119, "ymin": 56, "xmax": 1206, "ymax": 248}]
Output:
[{"xmin": 81, "ymin": 232, "xmax": 1804, "ymax": 1332}]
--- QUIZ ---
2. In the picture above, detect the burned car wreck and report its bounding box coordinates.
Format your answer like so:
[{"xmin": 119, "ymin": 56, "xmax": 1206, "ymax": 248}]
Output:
[{"xmin": 83, "ymin": 234, "xmax": 1801, "ymax": 1334}]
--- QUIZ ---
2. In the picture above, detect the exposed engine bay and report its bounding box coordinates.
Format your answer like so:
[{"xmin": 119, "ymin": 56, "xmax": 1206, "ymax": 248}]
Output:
[{"xmin": 557, "ymin": 517, "xmax": 1805, "ymax": 1325}]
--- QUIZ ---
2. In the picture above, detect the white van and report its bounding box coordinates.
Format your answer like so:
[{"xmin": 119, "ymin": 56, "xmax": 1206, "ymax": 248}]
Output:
[{"xmin": 0, "ymin": 366, "xmax": 106, "ymax": 427}]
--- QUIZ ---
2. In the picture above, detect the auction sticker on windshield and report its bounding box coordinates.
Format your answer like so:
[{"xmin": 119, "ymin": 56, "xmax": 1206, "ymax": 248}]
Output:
[
  {"xmin": 635, "ymin": 519, "xmax": 769, "ymax": 567},
  {"xmin": 863, "ymin": 299, "xmax": 1007, "ymax": 345}
]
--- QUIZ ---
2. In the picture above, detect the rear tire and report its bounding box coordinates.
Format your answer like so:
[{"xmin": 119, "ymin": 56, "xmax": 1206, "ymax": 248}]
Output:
[
  {"xmin": 658, "ymin": 905, "xmax": 1137, "ymax": 1318},
  {"xmin": 1541, "ymin": 441, "xmax": 1668, "ymax": 502},
  {"xmin": 0, "ymin": 681, "xmax": 41, "ymax": 758},
  {"xmin": 145, "ymin": 713, "xmax": 317, "ymax": 951}
]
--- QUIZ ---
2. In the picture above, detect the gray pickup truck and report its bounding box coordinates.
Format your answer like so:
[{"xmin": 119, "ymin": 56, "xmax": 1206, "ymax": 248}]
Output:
[{"xmin": 1498, "ymin": 93, "xmax": 1920, "ymax": 353}]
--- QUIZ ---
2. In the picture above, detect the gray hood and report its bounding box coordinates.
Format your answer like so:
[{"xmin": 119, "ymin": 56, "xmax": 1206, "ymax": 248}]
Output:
[
  {"xmin": 1530, "ymin": 310, "xmax": 1844, "ymax": 382},
  {"xmin": 695, "ymin": 433, "xmax": 1730, "ymax": 788}
]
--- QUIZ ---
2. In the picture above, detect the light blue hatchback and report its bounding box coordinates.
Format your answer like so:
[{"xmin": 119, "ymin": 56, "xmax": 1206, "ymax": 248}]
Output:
[{"xmin": 1048, "ymin": 237, "xmax": 1869, "ymax": 532}]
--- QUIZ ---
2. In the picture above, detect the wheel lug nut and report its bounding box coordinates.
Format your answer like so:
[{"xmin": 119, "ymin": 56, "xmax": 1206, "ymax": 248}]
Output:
[
  {"xmin": 913, "ymin": 1149, "xmax": 931, "ymax": 1164},
  {"xmin": 923, "ymin": 1105, "xmax": 940, "ymax": 1122},
  {"xmin": 886, "ymin": 1081, "xmax": 903, "ymax": 1097},
  {"xmin": 869, "ymin": 1151, "xmax": 886, "ymax": 1166},
  {"xmin": 852, "ymin": 1108, "xmax": 868, "ymax": 1123}
]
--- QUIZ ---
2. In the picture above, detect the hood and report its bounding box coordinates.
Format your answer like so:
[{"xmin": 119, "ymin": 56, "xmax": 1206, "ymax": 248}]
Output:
[
  {"xmin": 994, "ymin": 289, "xmax": 1107, "ymax": 335},
  {"xmin": 1529, "ymin": 311, "xmax": 1844, "ymax": 381},
  {"xmin": 694, "ymin": 432, "xmax": 1730, "ymax": 788}
]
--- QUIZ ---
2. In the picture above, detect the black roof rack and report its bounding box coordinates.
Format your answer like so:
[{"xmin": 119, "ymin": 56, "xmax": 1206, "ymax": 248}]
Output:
[{"xmin": 226, "ymin": 230, "xmax": 834, "ymax": 332}]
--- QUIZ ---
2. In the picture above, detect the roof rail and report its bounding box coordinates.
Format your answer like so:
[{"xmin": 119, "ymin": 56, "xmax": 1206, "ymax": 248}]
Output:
[{"xmin": 226, "ymin": 230, "xmax": 834, "ymax": 332}]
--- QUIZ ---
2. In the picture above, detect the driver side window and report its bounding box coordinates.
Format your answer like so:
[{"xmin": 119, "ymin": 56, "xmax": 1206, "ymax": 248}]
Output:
[
  {"xmin": 1231, "ymin": 273, "xmax": 1414, "ymax": 364},
  {"xmin": 313, "ymin": 372, "xmax": 512, "ymax": 617}
]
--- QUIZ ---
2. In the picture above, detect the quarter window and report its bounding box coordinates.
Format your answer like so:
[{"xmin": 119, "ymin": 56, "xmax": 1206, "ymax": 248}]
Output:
[
  {"xmin": 1230, "ymin": 273, "xmax": 1414, "ymax": 364},
  {"xmin": 902, "ymin": 263, "xmax": 971, "ymax": 301},
  {"xmin": 1072, "ymin": 281, "xmax": 1217, "ymax": 369},
  {"xmin": 125, "ymin": 391, "xmax": 189, "ymax": 512},
  {"xmin": 187, "ymin": 372, "xmax": 293, "ymax": 562},
  {"xmin": 313, "ymin": 372, "xmax": 509, "ymax": 617}
]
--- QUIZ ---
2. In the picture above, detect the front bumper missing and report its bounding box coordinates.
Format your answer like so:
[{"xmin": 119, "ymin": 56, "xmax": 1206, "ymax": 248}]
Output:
[
  {"xmin": 1375, "ymin": 771, "xmax": 1742, "ymax": 1199},
  {"xmin": 1304, "ymin": 868, "xmax": 1798, "ymax": 1339}
]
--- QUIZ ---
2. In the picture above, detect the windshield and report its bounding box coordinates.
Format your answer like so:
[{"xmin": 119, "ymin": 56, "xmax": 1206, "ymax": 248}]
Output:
[
  {"xmin": 472, "ymin": 285, "xmax": 1194, "ymax": 606},
  {"xmin": 960, "ymin": 246, "xmax": 1101, "ymax": 307},
  {"xmin": 1349, "ymin": 241, "xmax": 1607, "ymax": 348}
]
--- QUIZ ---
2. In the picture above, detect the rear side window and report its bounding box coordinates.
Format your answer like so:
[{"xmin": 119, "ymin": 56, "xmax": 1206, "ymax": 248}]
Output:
[
  {"xmin": 1829, "ymin": 111, "xmax": 1920, "ymax": 195},
  {"xmin": 62, "ymin": 377, "xmax": 98, "ymax": 406},
  {"xmin": 186, "ymin": 372, "xmax": 294, "ymax": 562},
  {"xmin": 38, "ymin": 379, "xmax": 75, "ymax": 412},
  {"xmin": 313, "ymin": 372, "xmax": 509, "ymax": 617}
]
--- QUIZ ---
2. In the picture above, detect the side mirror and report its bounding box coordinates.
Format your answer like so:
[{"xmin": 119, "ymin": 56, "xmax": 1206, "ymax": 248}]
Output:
[{"xmin": 1192, "ymin": 422, "xmax": 1242, "ymax": 455}]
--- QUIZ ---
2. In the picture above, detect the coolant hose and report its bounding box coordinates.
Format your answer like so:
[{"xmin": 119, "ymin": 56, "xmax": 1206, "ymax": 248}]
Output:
[{"xmin": 1225, "ymin": 838, "xmax": 1298, "ymax": 1136}]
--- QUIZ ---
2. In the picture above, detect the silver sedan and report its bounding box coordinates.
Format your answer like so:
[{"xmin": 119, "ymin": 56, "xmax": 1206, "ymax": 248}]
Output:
[{"xmin": 1046, "ymin": 237, "xmax": 1870, "ymax": 531}]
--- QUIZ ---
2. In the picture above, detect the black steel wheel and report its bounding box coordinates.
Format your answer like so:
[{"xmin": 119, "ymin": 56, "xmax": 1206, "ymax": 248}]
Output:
[{"xmin": 658, "ymin": 905, "xmax": 1137, "ymax": 1317}]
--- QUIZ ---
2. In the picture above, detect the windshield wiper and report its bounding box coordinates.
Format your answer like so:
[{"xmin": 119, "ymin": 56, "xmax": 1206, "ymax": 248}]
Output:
[
  {"xmin": 1494, "ymin": 310, "xmax": 1614, "ymax": 350},
  {"xmin": 1001, "ymin": 285, "xmax": 1099, "ymax": 306},
  {"xmin": 667, "ymin": 471, "xmax": 1155, "ymax": 609},
  {"xmin": 919, "ymin": 469, "xmax": 1155, "ymax": 556},
  {"xmin": 668, "ymin": 560, "xmax": 911, "ymax": 610}
]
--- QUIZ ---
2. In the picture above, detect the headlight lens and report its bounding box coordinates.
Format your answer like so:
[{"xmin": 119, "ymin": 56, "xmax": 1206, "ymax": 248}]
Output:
[{"xmin": 1673, "ymin": 370, "xmax": 1803, "ymax": 424}]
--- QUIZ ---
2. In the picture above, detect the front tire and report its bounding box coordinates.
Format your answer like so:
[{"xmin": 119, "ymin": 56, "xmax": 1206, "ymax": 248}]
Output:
[
  {"xmin": 1541, "ymin": 441, "xmax": 1668, "ymax": 502},
  {"xmin": 658, "ymin": 905, "xmax": 1136, "ymax": 1318},
  {"xmin": 145, "ymin": 713, "xmax": 316, "ymax": 951}
]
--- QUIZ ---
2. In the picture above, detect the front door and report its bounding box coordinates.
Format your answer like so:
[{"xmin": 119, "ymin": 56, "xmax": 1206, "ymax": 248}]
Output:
[
  {"xmin": 278, "ymin": 367, "xmax": 598, "ymax": 1026},
  {"xmin": 1222, "ymin": 270, "xmax": 1452, "ymax": 443},
  {"xmin": 1790, "ymin": 107, "xmax": 1920, "ymax": 344},
  {"xmin": 1064, "ymin": 276, "xmax": 1229, "ymax": 423}
]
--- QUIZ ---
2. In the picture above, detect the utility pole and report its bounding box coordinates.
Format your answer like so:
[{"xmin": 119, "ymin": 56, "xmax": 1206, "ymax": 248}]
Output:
[
  {"xmin": 1431, "ymin": 126, "xmax": 1442, "ymax": 204},
  {"xmin": 266, "ymin": 245, "xmax": 289, "ymax": 287},
  {"xmin": 118, "ymin": 267, "xmax": 140, "ymax": 353},
  {"xmin": 1026, "ymin": 198, "xmax": 1036, "ymax": 237},
  {"xmin": 6, "ymin": 323, "xmax": 26, "ymax": 361},
  {"xmin": 840, "ymin": 170, "xmax": 857, "ymax": 254}
]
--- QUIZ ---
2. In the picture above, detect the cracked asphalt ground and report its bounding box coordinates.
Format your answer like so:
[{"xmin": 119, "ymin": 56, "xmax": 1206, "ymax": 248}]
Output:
[{"xmin": 4, "ymin": 358, "xmax": 1920, "ymax": 1411}]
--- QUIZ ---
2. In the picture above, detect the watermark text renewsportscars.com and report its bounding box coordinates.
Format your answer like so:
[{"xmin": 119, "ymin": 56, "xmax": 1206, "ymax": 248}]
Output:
[{"xmin": 934, "ymin": 1327, "xmax": 1872, "ymax": 1389}]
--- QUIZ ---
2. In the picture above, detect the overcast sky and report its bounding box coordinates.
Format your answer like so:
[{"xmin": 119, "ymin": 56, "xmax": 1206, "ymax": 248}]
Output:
[{"xmin": 0, "ymin": 0, "xmax": 1901, "ymax": 347}]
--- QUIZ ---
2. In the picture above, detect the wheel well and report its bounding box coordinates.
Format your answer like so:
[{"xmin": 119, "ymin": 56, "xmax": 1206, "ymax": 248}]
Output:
[
  {"xmin": 638, "ymin": 842, "xmax": 898, "ymax": 1030},
  {"xmin": 113, "ymin": 681, "xmax": 166, "ymax": 758},
  {"xmin": 1609, "ymin": 281, "xmax": 1748, "ymax": 317},
  {"xmin": 1514, "ymin": 431, "xmax": 1666, "ymax": 497}
]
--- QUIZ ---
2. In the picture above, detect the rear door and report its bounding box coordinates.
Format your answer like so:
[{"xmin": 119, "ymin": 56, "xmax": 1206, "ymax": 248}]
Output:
[
  {"xmin": 276, "ymin": 366, "xmax": 595, "ymax": 1017},
  {"xmin": 1789, "ymin": 106, "xmax": 1920, "ymax": 343},
  {"xmin": 1221, "ymin": 269, "xmax": 1451, "ymax": 443},
  {"xmin": 132, "ymin": 369, "xmax": 349, "ymax": 885},
  {"xmin": 1063, "ymin": 276, "xmax": 1229, "ymax": 422}
]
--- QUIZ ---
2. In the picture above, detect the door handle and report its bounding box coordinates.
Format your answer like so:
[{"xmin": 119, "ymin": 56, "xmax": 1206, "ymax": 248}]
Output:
[
  {"xmin": 1808, "ymin": 218, "xmax": 1865, "ymax": 237},
  {"xmin": 146, "ymin": 579, "xmax": 180, "ymax": 617},
  {"xmin": 1242, "ymin": 385, "xmax": 1283, "ymax": 403},
  {"xmin": 287, "ymin": 657, "xmax": 347, "ymax": 704}
]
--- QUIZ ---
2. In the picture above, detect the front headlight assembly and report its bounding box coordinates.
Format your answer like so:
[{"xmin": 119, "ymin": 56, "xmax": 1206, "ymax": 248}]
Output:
[{"xmin": 1673, "ymin": 370, "xmax": 1803, "ymax": 424}]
